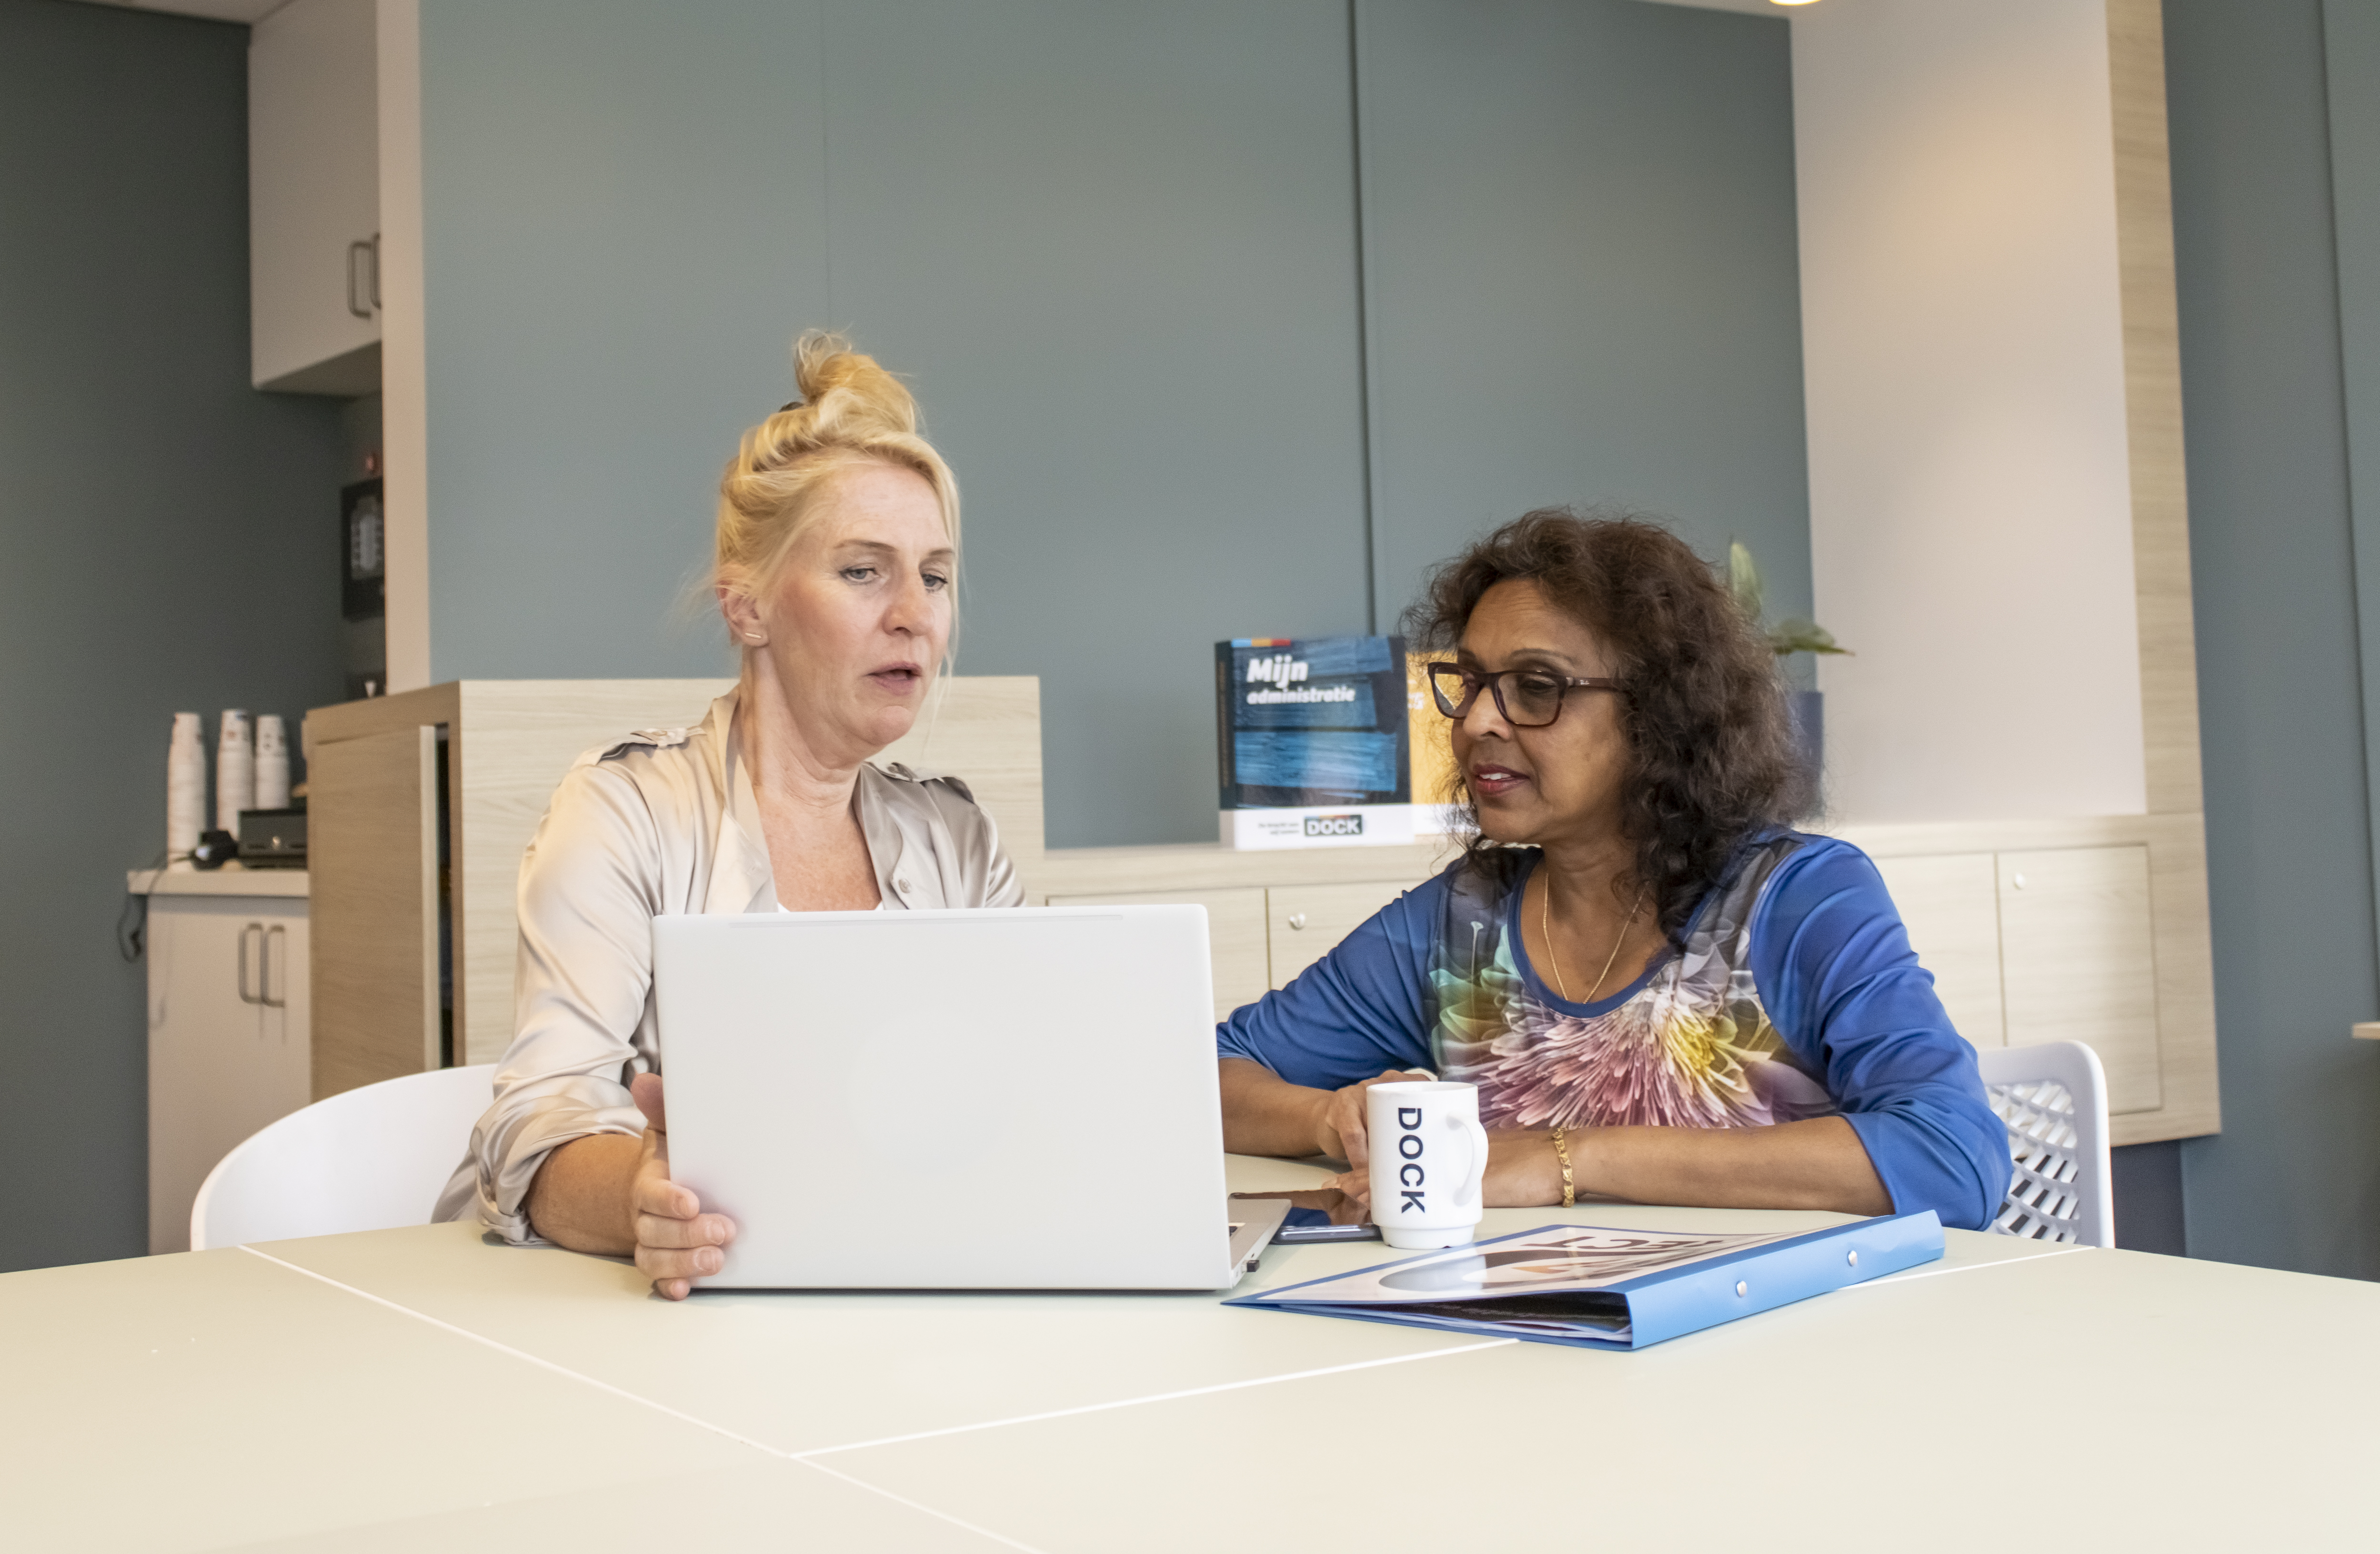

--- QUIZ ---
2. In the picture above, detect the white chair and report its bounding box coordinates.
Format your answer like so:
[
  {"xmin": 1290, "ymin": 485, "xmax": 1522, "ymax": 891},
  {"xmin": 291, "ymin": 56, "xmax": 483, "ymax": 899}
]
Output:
[
  {"xmin": 1976, "ymin": 1040, "xmax": 2114, "ymax": 1249},
  {"xmin": 190, "ymin": 1064, "xmax": 497, "ymax": 1251}
]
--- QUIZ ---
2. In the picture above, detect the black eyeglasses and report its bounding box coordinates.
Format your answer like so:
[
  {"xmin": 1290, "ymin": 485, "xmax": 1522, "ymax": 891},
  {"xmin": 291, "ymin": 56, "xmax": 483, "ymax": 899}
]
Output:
[{"xmin": 1427, "ymin": 662, "xmax": 1623, "ymax": 728}]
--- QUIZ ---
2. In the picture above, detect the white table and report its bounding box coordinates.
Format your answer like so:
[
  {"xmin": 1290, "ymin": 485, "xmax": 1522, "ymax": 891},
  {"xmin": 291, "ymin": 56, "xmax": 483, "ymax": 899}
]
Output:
[{"xmin": 7, "ymin": 1158, "xmax": 2373, "ymax": 1551}]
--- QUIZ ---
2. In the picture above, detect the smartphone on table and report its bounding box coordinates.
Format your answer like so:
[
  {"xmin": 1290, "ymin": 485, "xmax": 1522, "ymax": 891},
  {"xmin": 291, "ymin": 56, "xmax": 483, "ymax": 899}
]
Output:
[{"xmin": 1229, "ymin": 1188, "xmax": 1380, "ymax": 1244}]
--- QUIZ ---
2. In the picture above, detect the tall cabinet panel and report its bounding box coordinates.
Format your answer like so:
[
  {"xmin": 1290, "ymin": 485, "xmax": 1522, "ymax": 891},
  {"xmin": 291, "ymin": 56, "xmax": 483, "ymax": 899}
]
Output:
[
  {"xmin": 820, "ymin": 0, "xmax": 1374, "ymax": 848},
  {"xmin": 250, "ymin": 0, "xmax": 380, "ymax": 394},
  {"xmin": 1354, "ymin": 0, "xmax": 1811, "ymax": 627},
  {"xmin": 310, "ymin": 724, "xmax": 441, "ymax": 1098}
]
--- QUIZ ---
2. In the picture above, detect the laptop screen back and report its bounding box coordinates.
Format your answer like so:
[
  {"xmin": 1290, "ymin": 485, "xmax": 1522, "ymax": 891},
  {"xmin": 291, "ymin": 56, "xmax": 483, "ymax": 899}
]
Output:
[{"xmin": 653, "ymin": 905, "xmax": 1229, "ymax": 1289}]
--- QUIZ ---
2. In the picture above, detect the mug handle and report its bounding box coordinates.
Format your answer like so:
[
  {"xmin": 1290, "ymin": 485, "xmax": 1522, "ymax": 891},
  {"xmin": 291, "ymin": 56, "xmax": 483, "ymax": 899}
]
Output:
[{"xmin": 1451, "ymin": 1109, "xmax": 1489, "ymax": 1210}]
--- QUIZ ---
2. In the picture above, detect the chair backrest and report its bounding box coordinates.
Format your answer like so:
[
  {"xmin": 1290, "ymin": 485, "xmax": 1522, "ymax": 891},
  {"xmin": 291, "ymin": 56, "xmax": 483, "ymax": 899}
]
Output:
[
  {"xmin": 190, "ymin": 1064, "xmax": 496, "ymax": 1251},
  {"xmin": 1975, "ymin": 1040, "xmax": 2114, "ymax": 1249}
]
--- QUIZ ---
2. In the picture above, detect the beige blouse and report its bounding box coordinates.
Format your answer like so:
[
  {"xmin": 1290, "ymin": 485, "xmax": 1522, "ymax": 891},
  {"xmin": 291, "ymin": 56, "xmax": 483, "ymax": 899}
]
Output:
[{"xmin": 435, "ymin": 688, "xmax": 1024, "ymax": 1243}]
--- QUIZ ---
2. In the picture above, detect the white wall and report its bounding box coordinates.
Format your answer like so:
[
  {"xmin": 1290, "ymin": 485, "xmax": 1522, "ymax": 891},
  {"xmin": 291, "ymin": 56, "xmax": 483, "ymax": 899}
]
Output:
[{"xmin": 1797, "ymin": 0, "xmax": 2146, "ymax": 823}]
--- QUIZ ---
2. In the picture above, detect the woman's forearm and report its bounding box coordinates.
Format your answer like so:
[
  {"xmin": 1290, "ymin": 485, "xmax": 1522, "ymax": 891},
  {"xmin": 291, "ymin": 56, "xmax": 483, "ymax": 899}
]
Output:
[
  {"xmin": 1218, "ymin": 1058, "xmax": 1329, "ymax": 1157},
  {"xmin": 523, "ymin": 1133, "xmax": 643, "ymax": 1253},
  {"xmin": 1486, "ymin": 1116, "xmax": 1892, "ymax": 1217}
]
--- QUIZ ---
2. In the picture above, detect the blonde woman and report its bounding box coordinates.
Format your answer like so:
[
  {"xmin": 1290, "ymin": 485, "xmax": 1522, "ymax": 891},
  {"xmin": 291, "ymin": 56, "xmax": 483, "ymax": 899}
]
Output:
[{"xmin": 436, "ymin": 336, "xmax": 1022, "ymax": 1298}]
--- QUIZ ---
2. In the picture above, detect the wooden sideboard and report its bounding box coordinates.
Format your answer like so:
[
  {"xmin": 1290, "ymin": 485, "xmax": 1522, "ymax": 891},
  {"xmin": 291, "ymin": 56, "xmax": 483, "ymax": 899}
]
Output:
[
  {"xmin": 1029, "ymin": 813, "xmax": 2216, "ymax": 1150},
  {"xmin": 305, "ymin": 675, "xmax": 2218, "ymax": 1147},
  {"xmin": 302, "ymin": 676, "xmax": 1037, "ymax": 1094}
]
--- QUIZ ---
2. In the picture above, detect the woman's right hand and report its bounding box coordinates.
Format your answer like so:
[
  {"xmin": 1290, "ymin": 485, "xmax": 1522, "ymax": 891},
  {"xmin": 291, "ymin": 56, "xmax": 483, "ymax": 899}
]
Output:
[
  {"xmin": 1310, "ymin": 1068, "xmax": 1437, "ymax": 1181},
  {"xmin": 627, "ymin": 1074, "xmax": 738, "ymax": 1301}
]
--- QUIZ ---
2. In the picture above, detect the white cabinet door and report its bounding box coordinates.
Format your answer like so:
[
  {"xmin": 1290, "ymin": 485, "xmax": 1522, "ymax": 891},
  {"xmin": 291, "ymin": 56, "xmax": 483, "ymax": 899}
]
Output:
[
  {"xmin": 147, "ymin": 898, "xmax": 313, "ymax": 1253},
  {"xmin": 258, "ymin": 913, "xmax": 311, "ymax": 1095},
  {"xmin": 1044, "ymin": 888, "xmax": 1270, "ymax": 1024},
  {"xmin": 250, "ymin": 0, "xmax": 379, "ymax": 393},
  {"xmin": 1266, "ymin": 879, "xmax": 1415, "ymax": 991},
  {"xmin": 1998, "ymin": 847, "xmax": 2162, "ymax": 1114},
  {"xmin": 1870, "ymin": 852, "xmax": 2005, "ymax": 1048}
]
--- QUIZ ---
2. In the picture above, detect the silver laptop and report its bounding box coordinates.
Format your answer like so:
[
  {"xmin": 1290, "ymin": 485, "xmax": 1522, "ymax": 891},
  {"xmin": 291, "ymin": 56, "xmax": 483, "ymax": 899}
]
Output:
[{"xmin": 653, "ymin": 905, "xmax": 1281, "ymax": 1290}]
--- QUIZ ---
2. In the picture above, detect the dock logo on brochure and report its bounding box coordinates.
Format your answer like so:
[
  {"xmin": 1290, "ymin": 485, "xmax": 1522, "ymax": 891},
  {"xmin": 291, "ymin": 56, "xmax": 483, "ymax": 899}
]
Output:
[
  {"xmin": 1395, "ymin": 1108, "xmax": 1426, "ymax": 1212},
  {"xmin": 1304, "ymin": 813, "xmax": 1363, "ymax": 838}
]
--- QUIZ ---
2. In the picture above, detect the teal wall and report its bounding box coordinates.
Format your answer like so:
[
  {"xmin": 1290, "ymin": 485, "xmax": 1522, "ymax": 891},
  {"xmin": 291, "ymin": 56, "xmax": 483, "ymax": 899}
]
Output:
[
  {"xmin": 2166, "ymin": 0, "xmax": 2380, "ymax": 1279},
  {"xmin": 0, "ymin": 0, "xmax": 349, "ymax": 1273},
  {"xmin": 414, "ymin": 0, "xmax": 1813, "ymax": 846},
  {"xmin": 818, "ymin": 0, "xmax": 1378, "ymax": 844},
  {"xmin": 2334, "ymin": 0, "xmax": 2380, "ymax": 951},
  {"xmin": 1356, "ymin": 0, "xmax": 1808, "ymax": 636}
]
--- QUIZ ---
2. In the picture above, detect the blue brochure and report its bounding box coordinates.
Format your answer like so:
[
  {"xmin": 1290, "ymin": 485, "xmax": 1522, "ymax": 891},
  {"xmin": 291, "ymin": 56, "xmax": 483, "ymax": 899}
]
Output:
[
  {"xmin": 1225, "ymin": 1212, "xmax": 1944, "ymax": 1350},
  {"xmin": 1215, "ymin": 636, "xmax": 1411, "ymax": 809}
]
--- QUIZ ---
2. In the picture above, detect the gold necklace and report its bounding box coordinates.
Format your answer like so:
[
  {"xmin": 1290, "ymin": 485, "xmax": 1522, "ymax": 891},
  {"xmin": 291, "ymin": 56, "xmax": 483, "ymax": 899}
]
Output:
[{"xmin": 1541, "ymin": 872, "xmax": 1647, "ymax": 1004}]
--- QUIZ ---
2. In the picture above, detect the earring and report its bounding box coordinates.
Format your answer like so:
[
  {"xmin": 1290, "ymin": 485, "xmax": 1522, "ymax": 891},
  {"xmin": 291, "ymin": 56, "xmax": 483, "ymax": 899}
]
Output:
[{"xmin": 742, "ymin": 631, "xmax": 766, "ymax": 645}]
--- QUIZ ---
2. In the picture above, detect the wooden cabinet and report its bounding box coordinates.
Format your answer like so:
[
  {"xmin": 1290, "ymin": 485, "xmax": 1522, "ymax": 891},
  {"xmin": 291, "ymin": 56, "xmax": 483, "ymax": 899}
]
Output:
[
  {"xmin": 308, "ymin": 724, "xmax": 440, "ymax": 1100},
  {"xmin": 1266, "ymin": 879, "xmax": 1412, "ymax": 990},
  {"xmin": 304, "ymin": 677, "xmax": 1044, "ymax": 1089},
  {"xmin": 1046, "ymin": 888, "xmax": 1270, "ymax": 1023},
  {"xmin": 1998, "ymin": 846, "xmax": 2163, "ymax": 1115},
  {"xmin": 135, "ymin": 873, "xmax": 311, "ymax": 1254},
  {"xmin": 1849, "ymin": 819, "xmax": 2209, "ymax": 1143},
  {"xmin": 1869, "ymin": 851, "xmax": 2006, "ymax": 1048},
  {"xmin": 1864, "ymin": 840, "xmax": 2170, "ymax": 1117},
  {"xmin": 250, "ymin": 0, "xmax": 380, "ymax": 394},
  {"xmin": 1044, "ymin": 877, "xmax": 1427, "ymax": 1024},
  {"xmin": 301, "ymin": 676, "xmax": 2216, "ymax": 1146},
  {"xmin": 1068, "ymin": 838, "xmax": 2180, "ymax": 1135}
]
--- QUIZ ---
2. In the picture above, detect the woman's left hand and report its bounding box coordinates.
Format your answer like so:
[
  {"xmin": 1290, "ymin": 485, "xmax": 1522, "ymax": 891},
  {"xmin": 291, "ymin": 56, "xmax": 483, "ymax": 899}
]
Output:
[{"xmin": 626, "ymin": 1074, "xmax": 740, "ymax": 1300}]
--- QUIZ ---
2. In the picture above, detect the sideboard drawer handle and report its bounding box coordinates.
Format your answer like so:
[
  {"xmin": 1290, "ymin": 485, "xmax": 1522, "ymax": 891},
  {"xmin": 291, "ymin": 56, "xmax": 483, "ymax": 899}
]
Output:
[{"xmin": 1286, "ymin": 913, "xmax": 1308, "ymax": 930}]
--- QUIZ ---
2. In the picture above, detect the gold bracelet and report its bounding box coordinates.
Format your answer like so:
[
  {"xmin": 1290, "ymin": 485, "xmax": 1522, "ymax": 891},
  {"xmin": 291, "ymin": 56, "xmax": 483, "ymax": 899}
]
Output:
[{"xmin": 1550, "ymin": 1126, "xmax": 1575, "ymax": 1208}]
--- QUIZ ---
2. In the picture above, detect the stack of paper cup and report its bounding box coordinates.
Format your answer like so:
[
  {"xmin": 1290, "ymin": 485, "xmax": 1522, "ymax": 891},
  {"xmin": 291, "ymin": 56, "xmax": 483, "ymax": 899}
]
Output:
[
  {"xmin": 167, "ymin": 712, "xmax": 208, "ymax": 867},
  {"xmin": 216, "ymin": 710, "xmax": 255, "ymax": 832},
  {"xmin": 255, "ymin": 715, "xmax": 291, "ymax": 810}
]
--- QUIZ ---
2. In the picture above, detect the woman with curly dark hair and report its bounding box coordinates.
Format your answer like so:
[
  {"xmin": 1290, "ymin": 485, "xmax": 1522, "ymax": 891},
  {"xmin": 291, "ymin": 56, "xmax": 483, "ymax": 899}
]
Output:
[{"xmin": 1217, "ymin": 510, "xmax": 2009, "ymax": 1229}]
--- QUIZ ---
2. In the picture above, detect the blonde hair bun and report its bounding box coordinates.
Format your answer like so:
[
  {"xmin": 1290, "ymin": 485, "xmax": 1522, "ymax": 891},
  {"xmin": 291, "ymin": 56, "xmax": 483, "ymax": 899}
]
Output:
[
  {"xmin": 714, "ymin": 332, "xmax": 960, "ymax": 605},
  {"xmin": 790, "ymin": 333, "xmax": 913, "ymax": 424}
]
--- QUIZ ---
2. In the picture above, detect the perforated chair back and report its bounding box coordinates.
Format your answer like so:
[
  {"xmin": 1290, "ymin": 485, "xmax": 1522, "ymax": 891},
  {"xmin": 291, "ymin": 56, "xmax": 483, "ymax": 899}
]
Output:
[
  {"xmin": 1975, "ymin": 1040, "xmax": 2114, "ymax": 1249},
  {"xmin": 190, "ymin": 1065, "xmax": 496, "ymax": 1251}
]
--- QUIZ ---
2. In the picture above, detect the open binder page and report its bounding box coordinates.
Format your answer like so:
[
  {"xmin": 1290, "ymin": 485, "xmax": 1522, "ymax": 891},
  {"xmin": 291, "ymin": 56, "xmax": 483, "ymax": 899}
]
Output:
[
  {"xmin": 1241, "ymin": 1227, "xmax": 1799, "ymax": 1342},
  {"xmin": 1229, "ymin": 1216, "xmax": 1944, "ymax": 1349},
  {"xmin": 1250, "ymin": 1226, "xmax": 1796, "ymax": 1301}
]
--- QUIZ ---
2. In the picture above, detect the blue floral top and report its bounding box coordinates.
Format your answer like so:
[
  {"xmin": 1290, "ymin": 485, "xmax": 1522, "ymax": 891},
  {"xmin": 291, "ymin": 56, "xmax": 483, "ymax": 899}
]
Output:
[{"xmin": 1216, "ymin": 832, "xmax": 2011, "ymax": 1231}]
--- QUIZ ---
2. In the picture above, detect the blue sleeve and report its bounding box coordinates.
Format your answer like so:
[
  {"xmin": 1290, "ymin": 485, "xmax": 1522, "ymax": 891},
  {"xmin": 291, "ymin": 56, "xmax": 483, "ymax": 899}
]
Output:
[
  {"xmin": 1214, "ymin": 872, "xmax": 1444, "ymax": 1089},
  {"xmin": 1750, "ymin": 838, "xmax": 2014, "ymax": 1232}
]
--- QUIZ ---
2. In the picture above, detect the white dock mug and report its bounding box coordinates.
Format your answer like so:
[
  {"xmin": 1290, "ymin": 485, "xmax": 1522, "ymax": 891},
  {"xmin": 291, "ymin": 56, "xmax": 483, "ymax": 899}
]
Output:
[{"xmin": 1366, "ymin": 1080, "xmax": 1489, "ymax": 1250}]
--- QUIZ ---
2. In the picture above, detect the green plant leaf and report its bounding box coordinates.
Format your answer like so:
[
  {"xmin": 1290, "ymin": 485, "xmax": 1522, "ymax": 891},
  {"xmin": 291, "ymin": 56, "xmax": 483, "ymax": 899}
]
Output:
[
  {"xmin": 1732, "ymin": 542, "xmax": 1851, "ymax": 655},
  {"xmin": 1769, "ymin": 618, "xmax": 1851, "ymax": 656},
  {"xmin": 1728, "ymin": 541, "xmax": 1764, "ymax": 621}
]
